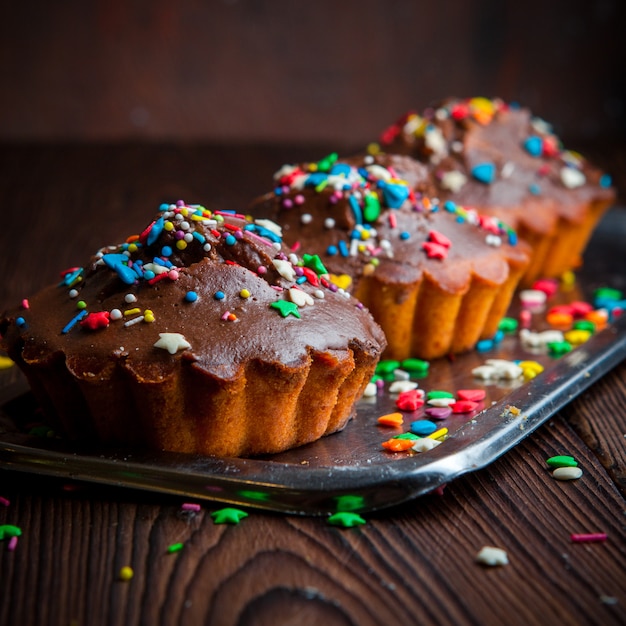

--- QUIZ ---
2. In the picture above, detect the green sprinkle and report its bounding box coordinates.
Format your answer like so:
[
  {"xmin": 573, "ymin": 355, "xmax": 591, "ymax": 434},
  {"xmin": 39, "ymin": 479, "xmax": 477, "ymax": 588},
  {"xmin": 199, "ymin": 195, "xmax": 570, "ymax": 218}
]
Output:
[
  {"xmin": 167, "ymin": 542, "xmax": 184, "ymax": 553},
  {"xmin": 546, "ymin": 455, "xmax": 578, "ymax": 468},
  {"xmin": 327, "ymin": 512, "xmax": 366, "ymax": 528},
  {"xmin": 317, "ymin": 152, "xmax": 338, "ymax": 172},
  {"xmin": 302, "ymin": 253, "xmax": 328, "ymax": 276},
  {"xmin": 0, "ymin": 525, "xmax": 22, "ymax": 540},
  {"xmin": 376, "ymin": 360, "xmax": 401, "ymax": 375},
  {"xmin": 76, "ymin": 300, "xmax": 87, "ymax": 310},
  {"xmin": 393, "ymin": 432, "xmax": 420, "ymax": 440},
  {"xmin": 400, "ymin": 358, "xmax": 430, "ymax": 374},
  {"xmin": 363, "ymin": 193, "xmax": 381, "ymax": 222},
  {"xmin": 573, "ymin": 320, "xmax": 596, "ymax": 333},
  {"xmin": 334, "ymin": 494, "xmax": 365, "ymax": 512},
  {"xmin": 594, "ymin": 287, "xmax": 622, "ymax": 301},
  {"xmin": 498, "ymin": 317, "xmax": 519, "ymax": 334},
  {"xmin": 427, "ymin": 390, "xmax": 455, "ymax": 400},
  {"xmin": 210, "ymin": 507, "xmax": 248, "ymax": 525},
  {"xmin": 547, "ymin": 341, "xmax": 573, "ymax": 356}
]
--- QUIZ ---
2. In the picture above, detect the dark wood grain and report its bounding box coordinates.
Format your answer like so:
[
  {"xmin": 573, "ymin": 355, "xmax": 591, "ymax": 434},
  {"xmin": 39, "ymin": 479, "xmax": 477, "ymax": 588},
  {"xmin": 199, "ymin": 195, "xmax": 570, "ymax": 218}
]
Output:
[{"xmin": 0, "ymin": 144, "xmax": 625, "ymax": 626}]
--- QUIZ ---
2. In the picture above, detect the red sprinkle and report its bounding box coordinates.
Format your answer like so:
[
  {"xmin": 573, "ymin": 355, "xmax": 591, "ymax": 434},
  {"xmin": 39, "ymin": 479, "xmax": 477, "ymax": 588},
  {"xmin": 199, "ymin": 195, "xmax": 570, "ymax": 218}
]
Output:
[
  {"xmin": 532, "ymin": 278, "xmax": 559, "ymax": 297},
  {"xmin": 428, "ymin": 230, "xmax": 452, "ymax": 248},
  {"xmin": 80, "ymin": 311, "xmax": 110, "ymax": 330},
  {"xmin": 457, "ymin": 389, "xmax": 486, "ymax": 402},
  {"xmin": 21, "ymin": 299, "xmax": 29, "ymax": 310},
  {"xmin": 450, "ymin": 400, "xmax": 478, "ymax": 414},
  {"xmin": 570, "ymin": 533, "xmax": 607, "ymax": 543},
  {"xmin": 396, "ymin": 390, "xmax": 425, "ymax": 412},
  {"xmin": 422, "ymin": 241, "xmax": 448, "ymax": 259},
  {"xmin": 301, "ymin": 267, "xmax": 319, "ymax": 286}
]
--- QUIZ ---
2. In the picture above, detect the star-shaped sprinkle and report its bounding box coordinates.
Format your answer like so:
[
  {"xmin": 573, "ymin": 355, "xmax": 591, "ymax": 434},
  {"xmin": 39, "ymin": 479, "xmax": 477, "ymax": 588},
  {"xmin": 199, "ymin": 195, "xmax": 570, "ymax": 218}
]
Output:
[
  {"xmin": 210, "ymin": 507, "xmax": 249, "ymax": 525},
  {"xmin": 153, "ymin": 332, "xmax": 192, "ymax": 354},
  {"xmin": 327, "ymin": 512, "xmax": 366, "ymax": 528},
  {"xmin": 270, "ymin": 300, "xmax": 301, "ymax": 318}
]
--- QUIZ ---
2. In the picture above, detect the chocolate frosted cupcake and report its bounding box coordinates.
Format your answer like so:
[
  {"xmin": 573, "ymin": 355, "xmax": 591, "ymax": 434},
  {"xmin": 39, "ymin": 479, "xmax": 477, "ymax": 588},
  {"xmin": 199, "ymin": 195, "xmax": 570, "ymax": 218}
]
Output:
[
  {"xmin": 249, "ymin": 153, "xmax": 529, "ymax": 360},
  {"xmin": 375, "ymin": 97, "xmax": 615, "ymax": 285},
  {"xmin": 0, "ymin": 202, "xmax": 386, "ymax": 457}
]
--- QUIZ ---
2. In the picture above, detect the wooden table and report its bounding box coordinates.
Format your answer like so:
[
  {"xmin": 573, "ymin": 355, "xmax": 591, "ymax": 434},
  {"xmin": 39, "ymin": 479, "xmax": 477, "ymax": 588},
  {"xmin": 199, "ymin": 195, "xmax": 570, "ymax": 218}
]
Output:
[{"xmin": 1, "ymin": 144, "xmax": 625, "ymax": 626}]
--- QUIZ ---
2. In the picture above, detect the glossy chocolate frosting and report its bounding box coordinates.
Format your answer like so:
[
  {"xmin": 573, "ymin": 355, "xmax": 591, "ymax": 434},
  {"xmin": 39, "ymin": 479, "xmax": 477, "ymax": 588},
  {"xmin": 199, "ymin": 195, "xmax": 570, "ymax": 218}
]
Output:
[
  {"xmin": 377, "ymin": 97, "xmax": 615, "ymax": 234},
  {"xmin": 248, "ymin": 153, "xmax": 529, "ymax": 295},
  {"xmin": 0, "ymin": 202, "xmax": 386, "ymax": 383}
]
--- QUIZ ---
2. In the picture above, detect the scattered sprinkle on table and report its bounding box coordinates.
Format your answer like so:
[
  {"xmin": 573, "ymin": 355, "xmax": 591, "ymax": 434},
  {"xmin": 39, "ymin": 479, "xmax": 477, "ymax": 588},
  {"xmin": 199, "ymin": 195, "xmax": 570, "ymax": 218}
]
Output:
[
  {"xmin": 475, "ymin": 546, "xmax": 509, "ymax": 566},
  {"xmin": 118, "ymin": 566, "xmax": 134, "ymax": 581},
  {"xmin": 570, "ymin": 533, "xmax": 608, "ymax": 543},
  {"xmin": 167, "ymin": 542, "xmax": 185, "ymax": 553},
  {"xmin": 552, "ymin": 466, "xmax": 583, "ymax": 481},
  {"xmin": 210, "ymin": 508, "xmax": 249, "ymax": 525},
  {"xmin": 327, "ymin": 512, "xmax": 366, "ymax": 528}
]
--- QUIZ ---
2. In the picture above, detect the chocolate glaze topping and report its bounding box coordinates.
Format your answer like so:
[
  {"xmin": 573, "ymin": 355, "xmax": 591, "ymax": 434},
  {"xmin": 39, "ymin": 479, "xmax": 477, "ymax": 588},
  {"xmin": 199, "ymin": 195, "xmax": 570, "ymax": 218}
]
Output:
[
  {"xmin": 1, "ymin": 202, "xmax": 386, "ymax": 382},
  {"xmin": 249, "ymin": 153, "xmax": 529, "ymax": 294},
  {"xmin": 378, "ymin": 97, "xmax": 615, "ymax": 233}
]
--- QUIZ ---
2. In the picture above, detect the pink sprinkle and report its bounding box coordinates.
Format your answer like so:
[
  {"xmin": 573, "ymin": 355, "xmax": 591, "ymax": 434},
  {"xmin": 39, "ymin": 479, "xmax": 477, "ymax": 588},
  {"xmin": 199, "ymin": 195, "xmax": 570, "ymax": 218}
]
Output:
[
  {"xmin": 291, "ymin": 241, "xmax": 301, "ymax": 252},
  {"xmin": 221, "ymin": 311, "xmax": 231, "ymax": 321},
  {"xmin": 21, "ymin": 299, "xmax": 29, "ymax": 309},
  {"xmin": 181, "ymin": 503, "xmax": 201, "ymax": 512},
  {"xmin": 7, "ymin": 535, "xmax": 18, "ymax": 551},
  {"xmin": 520, "ymin": 310, "xmax": 532, "ymax": 329},
  {"xmin": 168, "ymin": 269, "xmax": 179, "ymax": 280},
  {"xmin": 0, "ymin": 496, "xmax": 9, "ymax": 506},
  {"xmin": 570, "ymin": 533, "xmax": 607, "ymax": 543},
  {"xmin": 388, "ymin": 212, "xmax": 397, "ymax": 228}
]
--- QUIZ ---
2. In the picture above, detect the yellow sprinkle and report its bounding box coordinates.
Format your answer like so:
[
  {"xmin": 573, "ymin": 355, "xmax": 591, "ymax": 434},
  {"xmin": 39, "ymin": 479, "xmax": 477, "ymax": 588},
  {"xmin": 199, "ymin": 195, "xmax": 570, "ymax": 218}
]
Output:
[
  {"xmin": 176, "ymin": 240, "xmax": 187, "ymax": 250},
  {"xmin": 519, "ymin": 360, "xmax": 544, "ymax": 380},
  {"xmin": 144, "ymin": 310, "xmax": 155, "ymax": 323},
  {"xmin": 428, "ymin": 427, "xmax": 448, "ymax": 441},
  {"xmin": 360, "ymin": 230, "xmax": 371, "ymax": 241},
  {"xmin": 366, "ymin": 142, "xmax": 381, "ymax": 155},
  {"xmin": 240, "ymin": 289, "xmax": 251, "ymax": 299},
  {"xmin": 119, "ymin": 566, "xmax": 134, "ymax": 581},
  {"xmin": 179, "ymin": 207, "xmax": 189, "ymax": 217},
  {"xmin": 564, "ymin": 329, "xmax": 591, "ymax": 345},
  {"xmin": 560, "ymin": 270, "xmax": 576, "ymax": 290},
  {"xmin": 164, "ymin": 221, "xmax": 174, "ymax": 231},
  {"xmin": 0, "ymin": 356, "xmax": 15, "ymax": 369},
  {"xmin": 330, "ymin": 274, "xmax": 352, "ymax": 290},
  {"xmin": 124, "ymin": 308, "xmax": 141, "ymax": 316},
  {"xmin": 127, "ymin": 243, "xmax": 138, "ymax": 253},
  {"xmin": 307, "ymin": 163, "xmax": 318, "ymax": 172},
  {"xmin": 362, "ymin": 264, "xmax": 376, "ymax": 277}
]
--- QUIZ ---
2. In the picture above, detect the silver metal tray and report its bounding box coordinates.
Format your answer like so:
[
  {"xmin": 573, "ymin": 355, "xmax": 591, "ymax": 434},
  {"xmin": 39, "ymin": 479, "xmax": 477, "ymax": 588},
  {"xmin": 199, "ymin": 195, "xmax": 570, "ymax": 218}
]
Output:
[{"xmin": 1, "ymin": 208, "xmax": 625, "ymax": 515}]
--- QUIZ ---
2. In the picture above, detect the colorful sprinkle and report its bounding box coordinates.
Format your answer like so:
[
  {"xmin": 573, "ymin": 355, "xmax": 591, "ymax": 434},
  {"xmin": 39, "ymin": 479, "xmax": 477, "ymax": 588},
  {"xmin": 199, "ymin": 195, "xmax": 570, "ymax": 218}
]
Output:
[
  {"xmin": 118, "ymin": 566, "xmax": 134, "ymax": 581},
  {"xmin": 471, "ymin": 162, "xmax": 497, "ymax": 184},
  {"xmin": 210, "ymin": 507, "xmax": 248, "ymax": 524},
  {"xmin": 327, "ymin": 512, "xmax": 366, "ymax": 528}
]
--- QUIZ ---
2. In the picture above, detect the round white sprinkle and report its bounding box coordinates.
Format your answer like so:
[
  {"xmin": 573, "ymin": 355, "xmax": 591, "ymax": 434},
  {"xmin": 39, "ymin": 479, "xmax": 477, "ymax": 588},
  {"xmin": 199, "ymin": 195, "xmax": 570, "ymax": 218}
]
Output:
[
  {"xmin": 312, "ymin": 289, "xmax": 325, "ymax": 299},
  {"xmin": 476, "ymin": 546, "xmax": 509, "ymax": 566},
  {"xmin": 179, "ymin": 221, "xmax": 190, "ymax": 230},
  {"xmin": 110, "ymin": 309, "xmax": 122, "ymax": 320},
  {"xmin": 301, "ymin": 213, "xmax": 313, "ymax": 225},
  {"xmin": 124, "ymin": 294, "xmax": 137, "ymax": 304},
  {"xmin": 68, "ymin": 289, "xmax": 79, "ymax": 299},
  {"xmin": 324, "ymin": 218, "xmax": 336, "ymax": 229},
  {"xmin": 203, "ymin": 243, "xmax": 212, "ymax": 252},
  {"xmin": 553, "ymin": 466, "xmax": 583, "ymax": 481},
  {"xmin": 183, "ymin": 233, "xmax": 193, "ymax": 243}
]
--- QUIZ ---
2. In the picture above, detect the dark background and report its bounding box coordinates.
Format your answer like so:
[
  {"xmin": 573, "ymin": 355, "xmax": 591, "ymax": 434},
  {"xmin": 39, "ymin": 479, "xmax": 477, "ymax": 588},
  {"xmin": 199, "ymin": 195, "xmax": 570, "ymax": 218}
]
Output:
[{"xmin": 0, "ymin": 0, "xmax": 624, "ymax": 148}]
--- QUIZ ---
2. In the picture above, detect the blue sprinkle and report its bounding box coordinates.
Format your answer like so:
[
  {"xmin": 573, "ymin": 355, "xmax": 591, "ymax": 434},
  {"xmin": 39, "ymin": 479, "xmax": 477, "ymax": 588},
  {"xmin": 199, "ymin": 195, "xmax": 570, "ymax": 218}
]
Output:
[
  {"xmin": 16, "ymin": 316, "xmax": 27, "ymax": 328},
  {"xmin": 523, "ymin": 135, "xmax": 543, "ymax": 157},
  {"xmin": 329, "ymin": 163, "xmax": 351, "ymax": 176},
  {"xmin": 476, "ymin": 339, "xmax": 494, "ymax": 352},
  {"xmin": 152, "ymin": 257, "xmax": 167, "ymax": 267},
  {"xmin": 185, "ymin": 291, "xmax": 198, "ymax": 303},
  {"xmin": 132, "ymin": 264, "xmax": 143, "ymax": 278},
  {"xmin": 471, "ymin": 162, "xmax": 497, "ymax": 184},
  {"xmin": 143, "ymin": 270, "xmax": 155, "ymax": 280},
  {"xmin": 493, "ymin": 329, "xmax": 504, "ymax": 344},
  {"xmin": 456, "ymin": 215, "xmax": 465, "ymax": 224},
  {"xmin": 528, "ymin": 183, "xmax": 541, "ymax": 195},
  {"xmin": 225, "ymin": 234, "xmax": 237, "ymax": 246},
  {"xmin": 600, "ymin": 174, "xmax": 612, "ymax": 188},
  {"xmin": 327, "ymin": 245, "xmax": 338, "ymax": 256},
  {"xmin": 248, "ymin": 224, "xmax": 281, "ymax": 243},
  {"xmin": 508, "ymin": 231, "xmax": 518, "ymax": 246},
  {"xmin": 444, "ymin": 200, "xmax": 457, "ymax": 212},
  {"xmin": 305, "ymin": 172, "xmax": 328, "ymax": 187},
  {"xmin": 296, "ymin": 276, "xmax": 308, "ymax": 284},
  {"xmin": 400, "ymin": 231, "xmax": 410, "ymax": 241},
  {"xmin": 410, "ymin": 420, "xmax": 437, "ymax": 436},
  {"xmin": 350, "ymin": 229, "xmax": 361, "ymax": 240},
  {"xmin": 192, "ymin": 231, "xmax": 206, "ymax": 244},
  {"xmin": 62, "ymin": 310, "xmax": 88, "ymax": 334},
  {"xmin": 349, "ymin": 196, "xmax": 363, "ymax": 225},
  {"xmin": 214, "ymin": 291, "xmax": 225, "ymax": 300},
  {"xmin": 274, "ymin": 187, "xmax": 283, "ymax": 196},
  {"xmin": 147, "ymin": 217, "xmax": 164, "ymax": 246},
  {"xmin": 382, "ymin": 182, "xmax": 410, "ymax": 208},
  {"xmin": 62, "ymin": 268, "xmax": 83, "ymax": 287},
  {"xmin": 159, "ymin": 203, "xmax": 169, "ymax": 211},
  {"xmin": 338, "ymin": 240, "xmax": 349, "ymax": 257},
  {"xmin": 161, "ymin": 246, "xmax": 172, "ymax": 257}
]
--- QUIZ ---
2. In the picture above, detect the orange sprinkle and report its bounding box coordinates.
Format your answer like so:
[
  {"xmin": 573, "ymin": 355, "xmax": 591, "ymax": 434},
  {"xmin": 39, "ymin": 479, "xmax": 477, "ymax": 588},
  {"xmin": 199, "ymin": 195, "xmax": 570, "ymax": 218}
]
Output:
[
  {"xmin": 377, "ymin": 412, "xmax": 404, "ymax": 427},
  {"xmin": 227, "ymin": 313, "xmax": 238, "ymax": 322},
  {"xmin": 126, "ymin": 234, "xmax": 140, "ymax": 244},
  {"xmin": 546, "ymin": 311, "xmax": 573, "ymax": 328},
  {"xmin": 381, "ymin": 438, "xmax": 415, "ymax": 452},
  {"xmin": 585, "ymin": 309, "xmax": 608, "ymax": 330}
]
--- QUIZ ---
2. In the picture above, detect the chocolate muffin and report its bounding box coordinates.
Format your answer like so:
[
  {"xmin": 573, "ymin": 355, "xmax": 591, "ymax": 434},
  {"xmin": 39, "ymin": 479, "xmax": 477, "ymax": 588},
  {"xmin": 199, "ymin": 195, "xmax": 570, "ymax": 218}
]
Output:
[
  {"xmin": 248, "ymin": 153, "xmax": 529, "ymax": 360},
  {"xmin": 0, "ymin": 201, "xmax": 386, "ymax": 457},
  {"xmin": 376, "ymin": 97, "xmax": 615, "ymax": 285}
]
